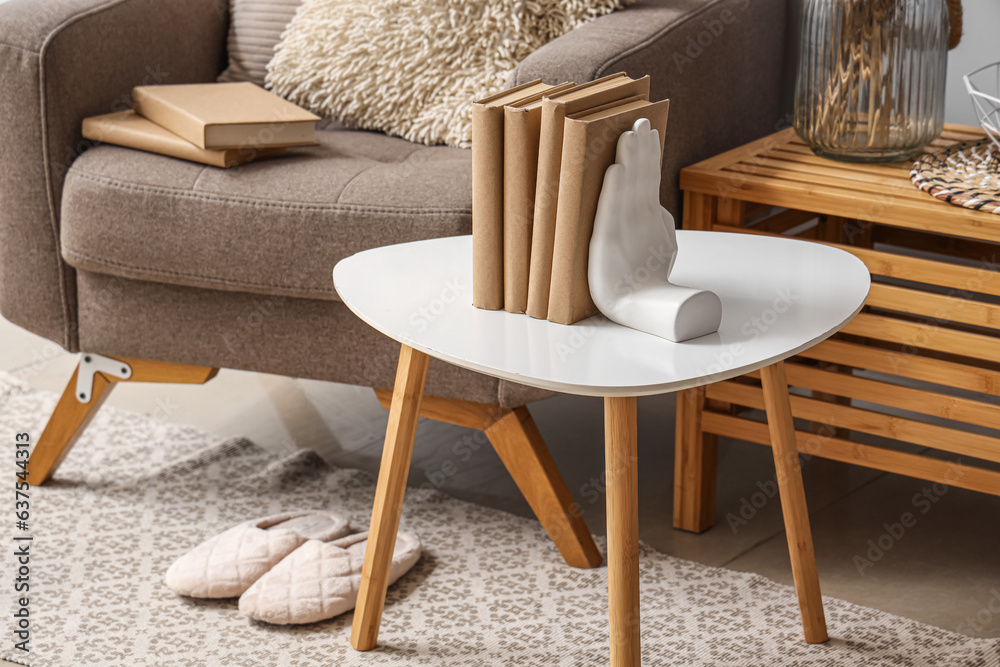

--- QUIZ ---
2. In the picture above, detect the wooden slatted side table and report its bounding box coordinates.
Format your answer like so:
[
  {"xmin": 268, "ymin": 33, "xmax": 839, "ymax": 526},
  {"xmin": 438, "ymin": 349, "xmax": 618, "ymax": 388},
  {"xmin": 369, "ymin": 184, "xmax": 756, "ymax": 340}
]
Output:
[{"xmin": 674, "ymin": 124, "xmax": 1000, "ymax": 533}]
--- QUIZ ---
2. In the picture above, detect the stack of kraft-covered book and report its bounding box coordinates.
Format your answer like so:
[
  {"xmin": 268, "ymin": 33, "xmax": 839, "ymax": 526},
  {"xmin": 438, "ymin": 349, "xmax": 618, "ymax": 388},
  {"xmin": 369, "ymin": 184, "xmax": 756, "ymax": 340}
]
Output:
[
  {"xmin": 82, "ymin": 82, "xmax": 321, "ymax": 168},
  {"xmin": 471, "ymin": 74, "xmax": 670, "ymax": 326}
]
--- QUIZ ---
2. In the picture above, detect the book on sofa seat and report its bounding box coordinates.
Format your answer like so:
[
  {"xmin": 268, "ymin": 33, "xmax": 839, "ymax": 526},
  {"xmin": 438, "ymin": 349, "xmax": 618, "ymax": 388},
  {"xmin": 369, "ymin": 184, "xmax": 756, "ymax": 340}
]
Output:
[
  {"xmin": 547, "ymin": 96, "xmax": 670, "ymax": 326},
  {"xmin": 82, "ymin": 111, "xmax": 289, "ymax": 168},
  {"xmin": 133, "ymin": 82, "xmax": 321, "ymax": 150},
  {"xmin": 525, "ymin": 73, "xmax": 650, "ymax": 320}
]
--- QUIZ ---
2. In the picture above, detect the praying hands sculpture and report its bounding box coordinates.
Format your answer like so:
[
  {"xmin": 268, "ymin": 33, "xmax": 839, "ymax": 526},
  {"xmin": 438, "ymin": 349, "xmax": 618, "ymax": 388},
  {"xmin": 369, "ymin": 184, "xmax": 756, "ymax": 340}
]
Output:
[{"xmin": 589, "ymin": 118, "xmax": 722, "ymax": 342}]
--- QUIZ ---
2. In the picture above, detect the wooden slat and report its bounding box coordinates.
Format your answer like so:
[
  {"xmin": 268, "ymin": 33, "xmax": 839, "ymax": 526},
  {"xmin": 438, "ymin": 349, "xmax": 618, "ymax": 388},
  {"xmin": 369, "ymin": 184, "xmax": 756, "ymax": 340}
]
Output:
[
  {"xmin": 724, "ymin": 160, "xmax": 934, "ymax": 204},
  {"xmin": 703, "ymin": 412, "xmax": 1000, "ymax": 496},
  {"xmin": 860, "ymin": 336, "xmax": 1000, "ymax": 374},
  {"xmin": 767, "ymin": 147, "xmax": 916, "ymax": 178},
  {"xmin": 692, "ymin": 128, "xmax": 799, "ymax": 172},
  {"xmin": 754, "ymin": 362, "xmax": 1000, "ymax": 428},
  {"xmin": 685, "ymin": 168, "xmax": 1000, "ymax": 242},
  {"xmin": 748, "ymin": 208, "xmax": 818, "ymax": 235},
  {"xmin": 874, "ymin": 226, "xmax": 1000, "ymax": 264},
  {"xmin": 373, "ymin": 388, "xmax": 504, "ymax": 430},
  {"xmin": 842, "ymin": 313, "xmax": 1000, "ymax": 364},
  {"xmin": 779, "ymin": 124, "xmax": 984, "ymax": 152},
  {"xmin": 800, "ymin": 338, "xmax": 1000, "ymax": 396},
  {"xmin": 693, "ymin": 124, "xmax": 983, "ymax": 175},
  {"xmin": 712, "ymin": 225, "xmax": 1000, "ymax": 298},
  {"xmin": 706, "ymin": 380, "xmax": 1000, "ymax": 464},
  {"xmin": 867, "ymin": 283, "xmax": 1000, "ymax": 329}
]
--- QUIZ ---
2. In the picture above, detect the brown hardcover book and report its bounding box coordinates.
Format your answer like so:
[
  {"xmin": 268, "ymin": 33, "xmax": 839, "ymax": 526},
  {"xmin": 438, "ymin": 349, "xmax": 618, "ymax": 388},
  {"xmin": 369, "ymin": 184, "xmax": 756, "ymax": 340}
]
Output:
[
  {"xmin": 82, "ymin": 110, "xmax": 289, "ymax": 168},
  {"xmin": 502, "ymin": 82, "xmax": 575, "ymax": 314},
  {"xmin": 471, "ymin": 79, "xmax": 559, "ymax": 310},
  {"xmin": 547, "ymin": 97, "xmax": 670, "ymax": 325},
  {"xmin": 133, "ymin": 82, "xmax": 321, "ymax": 150},
  {"xmin": 524, "ymin": 73, "xmax": 651, "ymax": 319}
]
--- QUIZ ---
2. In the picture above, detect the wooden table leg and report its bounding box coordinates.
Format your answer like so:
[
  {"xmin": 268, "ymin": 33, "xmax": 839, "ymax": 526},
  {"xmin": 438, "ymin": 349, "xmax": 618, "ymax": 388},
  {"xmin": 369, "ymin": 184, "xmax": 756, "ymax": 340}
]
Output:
[
  {"xmin": 760, "ymin": 362, "xmax": 829, "ymax": 644},
  {"xmin": 605, "ymin": 396, "xmax": 640, "ymax": 667},
  {"xmin": 351, "ymin": 344, "xmax": 429, "ymax": 651}
]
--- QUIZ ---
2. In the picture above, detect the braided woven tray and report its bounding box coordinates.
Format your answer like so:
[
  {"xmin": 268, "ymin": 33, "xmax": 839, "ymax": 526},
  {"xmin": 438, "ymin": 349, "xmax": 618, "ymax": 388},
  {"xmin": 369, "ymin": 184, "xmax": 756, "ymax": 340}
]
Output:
[{"xmin": 911, "ymin": 139, "xmax": 1000, "ymax": 215}]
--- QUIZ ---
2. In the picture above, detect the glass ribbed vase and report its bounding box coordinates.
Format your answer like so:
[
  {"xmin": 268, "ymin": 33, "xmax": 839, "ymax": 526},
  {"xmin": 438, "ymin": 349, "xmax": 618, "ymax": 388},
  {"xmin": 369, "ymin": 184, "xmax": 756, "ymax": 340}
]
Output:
[{"xmin": 794, "ymin": 0, "xmax": 949, "ymax": 163}]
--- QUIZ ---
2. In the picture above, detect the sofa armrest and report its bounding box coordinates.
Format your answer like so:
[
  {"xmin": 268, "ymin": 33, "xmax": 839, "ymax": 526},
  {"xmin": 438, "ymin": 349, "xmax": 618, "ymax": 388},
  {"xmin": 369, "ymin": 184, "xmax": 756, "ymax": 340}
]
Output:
[
  {"xmin": 0, "ymin": 0, "xmax": 227, "ymax": 350},
  {"xmin": 510, "ymin": 0, "xmax": 787, "ymax": 221}
]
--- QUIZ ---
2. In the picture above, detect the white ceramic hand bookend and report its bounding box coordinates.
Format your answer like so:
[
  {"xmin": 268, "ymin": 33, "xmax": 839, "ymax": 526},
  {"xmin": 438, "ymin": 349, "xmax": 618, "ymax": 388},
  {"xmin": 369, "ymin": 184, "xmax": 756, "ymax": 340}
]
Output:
[{"xmin": 589, "ymin": 118, "xmax": 722, "ymax": 343}]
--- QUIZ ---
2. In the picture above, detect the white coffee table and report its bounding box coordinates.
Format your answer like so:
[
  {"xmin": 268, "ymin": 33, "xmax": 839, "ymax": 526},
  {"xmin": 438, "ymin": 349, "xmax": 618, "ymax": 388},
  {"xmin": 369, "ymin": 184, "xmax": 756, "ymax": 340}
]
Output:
[{"xmin": 334, "ymin": 231, "xmax": 870, "ymax": 665}]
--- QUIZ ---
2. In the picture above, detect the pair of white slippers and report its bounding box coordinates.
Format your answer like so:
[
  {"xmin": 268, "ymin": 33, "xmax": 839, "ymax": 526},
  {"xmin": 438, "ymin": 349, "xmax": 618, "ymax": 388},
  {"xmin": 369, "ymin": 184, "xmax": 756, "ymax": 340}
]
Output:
[{"xmin": 165, "ymin": 510, "xmax": 421, "ymax": 625}]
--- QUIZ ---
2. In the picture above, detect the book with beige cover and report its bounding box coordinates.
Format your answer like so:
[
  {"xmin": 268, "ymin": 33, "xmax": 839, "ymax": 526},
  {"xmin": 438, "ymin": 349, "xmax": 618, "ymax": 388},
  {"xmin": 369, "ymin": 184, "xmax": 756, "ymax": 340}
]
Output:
[
  {"xmin": 133, "ymin": 82, "xmax": 321, "ymax": 150},
  {"xmin": 502, "ymin": 82, "xmax": 574, "ymax": 314},
  {"xmin": 471, "ymin": 79, "xmax": 562, "ymax": 310},
  {"xmin": 525, "ymin": 73, "xmax": 651, "ymax": 319},
  {"xmin": 547, "ymin": 96, "xmax": 670, "ymax": 326},
  {"xmin": 82, "ymin": 111, "xmax": 288, "ymax": 168}
]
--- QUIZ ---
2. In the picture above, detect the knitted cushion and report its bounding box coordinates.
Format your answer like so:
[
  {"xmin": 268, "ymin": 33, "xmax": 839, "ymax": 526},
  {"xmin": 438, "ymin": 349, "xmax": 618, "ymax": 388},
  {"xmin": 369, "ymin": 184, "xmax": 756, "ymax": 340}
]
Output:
[{"xmin": 265, "ymin": 0, "xmax": 633, "ymax": 148}]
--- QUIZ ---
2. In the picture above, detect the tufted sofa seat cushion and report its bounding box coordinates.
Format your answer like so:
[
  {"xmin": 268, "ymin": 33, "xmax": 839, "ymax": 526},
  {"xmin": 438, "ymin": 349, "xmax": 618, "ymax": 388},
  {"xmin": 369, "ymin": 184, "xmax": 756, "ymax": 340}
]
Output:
[{"xmin": 60, "ymin": 121, "xmax": 472, "ymax": 300}]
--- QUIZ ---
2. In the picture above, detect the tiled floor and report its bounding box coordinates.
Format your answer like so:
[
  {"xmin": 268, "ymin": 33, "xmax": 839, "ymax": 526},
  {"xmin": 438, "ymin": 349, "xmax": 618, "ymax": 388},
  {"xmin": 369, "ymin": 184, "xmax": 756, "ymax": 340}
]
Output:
[{"xmin": 3, "ymin": 314, "xmax": 1000, "ymax": 652}]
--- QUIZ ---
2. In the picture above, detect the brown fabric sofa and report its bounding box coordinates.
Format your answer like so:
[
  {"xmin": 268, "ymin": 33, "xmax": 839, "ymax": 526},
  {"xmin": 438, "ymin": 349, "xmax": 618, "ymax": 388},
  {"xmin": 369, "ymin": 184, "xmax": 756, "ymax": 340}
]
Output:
[{"xmin": 0, "ymin": 0, "xmax": 787, "ymax": 564}]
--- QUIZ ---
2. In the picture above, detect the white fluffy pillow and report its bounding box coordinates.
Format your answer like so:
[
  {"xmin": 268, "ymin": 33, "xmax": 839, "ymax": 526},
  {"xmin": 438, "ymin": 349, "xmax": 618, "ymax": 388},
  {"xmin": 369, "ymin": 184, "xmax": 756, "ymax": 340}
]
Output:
[{"xmin": 266, "ymin": 0, "xmax": 633, "ymax": 148}]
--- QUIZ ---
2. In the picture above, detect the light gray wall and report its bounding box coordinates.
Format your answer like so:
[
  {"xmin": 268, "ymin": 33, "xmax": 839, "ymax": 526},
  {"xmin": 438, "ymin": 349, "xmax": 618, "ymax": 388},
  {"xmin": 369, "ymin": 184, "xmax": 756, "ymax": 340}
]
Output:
[{"xmin": 945, "ymin": 0, "xmax": 1000, "ymax": 126}]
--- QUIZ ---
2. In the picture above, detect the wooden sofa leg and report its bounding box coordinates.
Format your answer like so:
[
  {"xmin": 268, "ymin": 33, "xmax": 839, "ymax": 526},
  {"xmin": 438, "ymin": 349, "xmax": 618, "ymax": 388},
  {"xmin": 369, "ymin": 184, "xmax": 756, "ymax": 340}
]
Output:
[
  {"xmin": 485, "ymin": 407, "xmax": 603, "ymax": 568},
  {"xmin": 28, "ymin": 355, "xmax": 218, "ymax": 486},
  {"xmin": 373, "ymin": 390, "xmax": 602, "ymax": 569}
]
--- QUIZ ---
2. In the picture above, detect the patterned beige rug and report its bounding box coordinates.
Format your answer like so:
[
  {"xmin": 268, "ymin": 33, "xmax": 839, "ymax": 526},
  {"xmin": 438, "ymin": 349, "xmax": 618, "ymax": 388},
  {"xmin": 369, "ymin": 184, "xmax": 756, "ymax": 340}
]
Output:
[{"xmin": 1, "ymin": 371, "xmax": 998, "ymax": 666}]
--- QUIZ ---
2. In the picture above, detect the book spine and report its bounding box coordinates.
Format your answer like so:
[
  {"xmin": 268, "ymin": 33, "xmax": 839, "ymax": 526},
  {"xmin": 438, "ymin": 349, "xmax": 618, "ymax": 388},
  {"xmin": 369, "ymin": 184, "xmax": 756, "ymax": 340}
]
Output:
[
  {"xmin": 547, "ymin": 118, "xmax": 596, "ymax": 325},
  {"xmin": 503, "ymin": 106, "xmax": 543, "ymax": 314},
  {"xmin": 548, "ymin": 100, "xmax": 671, "ymax": 325},
  {"xmin": 134, "ymin": 88, "xmax": 208, "ymax": 150},
  {"xmin": 471, "ymin": 103, "xmax": 505, "ymax": 310},
  {"xmin": 82, "ymin": 114, "xmax": 230, "ymax": 168},
  {"xmin": 525, "ymin": 103, "xmax": 567, "ymax": 319}
]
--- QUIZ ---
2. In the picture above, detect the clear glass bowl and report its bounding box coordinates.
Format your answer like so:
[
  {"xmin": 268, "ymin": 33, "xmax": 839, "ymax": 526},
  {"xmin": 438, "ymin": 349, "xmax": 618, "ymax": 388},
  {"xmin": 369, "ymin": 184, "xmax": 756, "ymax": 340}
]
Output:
[
  {"xmin": 965, "ymin": 62, "xmax": 1000, "ymax": 154},
  {"xmin": 794, "ymin": 0, "xmax": 949, "ymax": 163}
]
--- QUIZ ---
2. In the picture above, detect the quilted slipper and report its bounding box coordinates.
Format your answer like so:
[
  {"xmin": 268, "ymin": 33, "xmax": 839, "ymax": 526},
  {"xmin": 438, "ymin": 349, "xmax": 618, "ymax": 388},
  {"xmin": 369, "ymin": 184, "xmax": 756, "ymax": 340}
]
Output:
[
  {"xmin": 165, "ymin": 510, "xmax": 352, "ymax": 598},
  {"xmin": 238, "ymin": 530, "xmax": 422, "ymax": 625}
]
